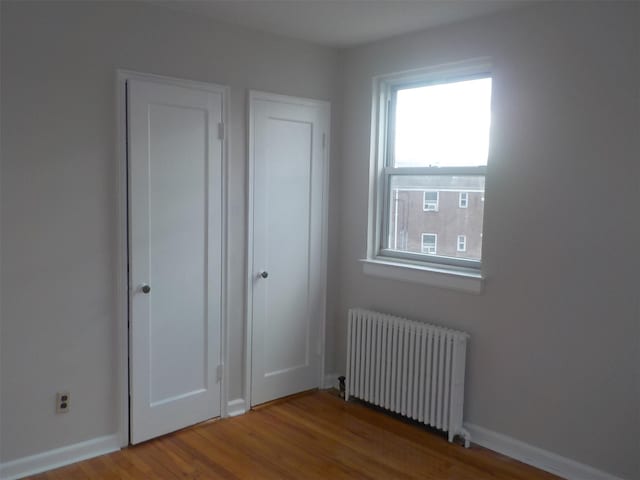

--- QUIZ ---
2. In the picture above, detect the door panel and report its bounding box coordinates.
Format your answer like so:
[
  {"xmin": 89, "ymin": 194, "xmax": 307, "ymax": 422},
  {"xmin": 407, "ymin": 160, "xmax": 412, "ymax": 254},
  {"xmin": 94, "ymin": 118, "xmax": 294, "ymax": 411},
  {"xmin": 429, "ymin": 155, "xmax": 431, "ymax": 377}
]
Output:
[
  {"xmin": 148, "ymin": 103, "xmax": 207, "ymax": 406},
  {"xmin": 262, "ymin": 118, "xmax": 311, "ymax": 375},
  {"xmin": 250, "ymin": 94, "xmax": 329, "ymax": 406},
  {"xmin": 128, "ymin": 78, "xmax": 223, "ymax": 444}
]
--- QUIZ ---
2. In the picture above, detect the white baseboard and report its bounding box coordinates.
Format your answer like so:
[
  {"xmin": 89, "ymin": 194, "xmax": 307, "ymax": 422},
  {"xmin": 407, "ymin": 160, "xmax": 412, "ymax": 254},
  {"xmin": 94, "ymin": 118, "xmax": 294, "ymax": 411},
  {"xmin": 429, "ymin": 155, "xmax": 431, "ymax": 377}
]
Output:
[
  {"xmin": 322, "ymin": 373, "xmax": 340, "ymax": 390},
  {"xmin": 0, "ymin": 434, "xmax": 120, "ymax": 480},
  {"xmin": 465, "ymin": 423, "xmax": 626, "ymax": 480},
  {"xmin": 226, "ymin": 398, "xmax": 247, "ymax": 417}
]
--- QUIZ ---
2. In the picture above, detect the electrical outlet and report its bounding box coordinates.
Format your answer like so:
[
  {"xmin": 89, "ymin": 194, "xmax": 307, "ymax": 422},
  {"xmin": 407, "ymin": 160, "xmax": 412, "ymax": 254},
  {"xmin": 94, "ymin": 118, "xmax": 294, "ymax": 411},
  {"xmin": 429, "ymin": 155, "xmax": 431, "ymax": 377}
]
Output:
[{"xmin": 56, "ymin": 392, "xmax": 70, "ymax": 413}]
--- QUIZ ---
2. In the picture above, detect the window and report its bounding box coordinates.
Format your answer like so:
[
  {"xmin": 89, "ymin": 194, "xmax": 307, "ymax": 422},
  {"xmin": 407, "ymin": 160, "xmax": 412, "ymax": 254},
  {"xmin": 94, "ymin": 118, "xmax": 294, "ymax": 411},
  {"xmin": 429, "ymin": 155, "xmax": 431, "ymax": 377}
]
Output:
[
  {"xmin": 422, "ymin": 233, "xmax": 437, "ymax": 254},
  {"xmin": 423, "ymin": 191, "xmax": 439, "ymax": 211},
  {"xmin": 370, "ymin": 61, "xmax": 492, "ymax": 274},
  {"xmin": 459, "ymin": 192, "xmax": 468, "ymax": 208},
  {"xmin": 457, "ymin": 235, "xmax": 467, "ymax": 252}
]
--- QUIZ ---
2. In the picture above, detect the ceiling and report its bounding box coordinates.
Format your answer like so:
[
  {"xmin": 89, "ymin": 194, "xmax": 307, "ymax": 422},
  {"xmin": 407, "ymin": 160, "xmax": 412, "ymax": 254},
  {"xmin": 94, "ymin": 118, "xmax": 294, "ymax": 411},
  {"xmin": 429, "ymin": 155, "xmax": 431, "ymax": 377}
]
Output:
[{"xmin": 151, "ymin": 0, "xmax": 530, "ymax": 48}]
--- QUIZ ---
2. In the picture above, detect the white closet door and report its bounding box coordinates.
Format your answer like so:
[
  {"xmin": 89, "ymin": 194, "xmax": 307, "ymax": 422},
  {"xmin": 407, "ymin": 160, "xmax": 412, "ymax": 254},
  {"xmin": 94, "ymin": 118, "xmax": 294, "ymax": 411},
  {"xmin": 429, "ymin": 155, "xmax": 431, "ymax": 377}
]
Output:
[
  {"xmin": 128, "ymin": 78, "xmax": 224, "ymax": 444},
  {"xmin": 249, "ymin": 92, "xmax": 329, "ymax": 406}
]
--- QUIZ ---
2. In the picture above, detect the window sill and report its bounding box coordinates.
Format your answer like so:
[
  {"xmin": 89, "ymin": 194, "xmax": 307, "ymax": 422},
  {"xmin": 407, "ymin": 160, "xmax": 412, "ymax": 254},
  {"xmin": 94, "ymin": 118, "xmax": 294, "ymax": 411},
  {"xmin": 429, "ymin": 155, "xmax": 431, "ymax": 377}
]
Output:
[{"xmin": 360, "ymin": 258, "xmax": 484, "ymax": 294}]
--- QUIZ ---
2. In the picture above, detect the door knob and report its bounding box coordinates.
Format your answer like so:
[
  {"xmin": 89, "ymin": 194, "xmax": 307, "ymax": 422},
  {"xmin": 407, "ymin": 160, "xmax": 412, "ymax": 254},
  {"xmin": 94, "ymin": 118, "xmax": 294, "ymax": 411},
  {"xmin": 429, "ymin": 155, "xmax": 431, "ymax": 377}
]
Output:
[
  {"xmin": 141, "ymin": 284, "xmax": 151, "ymax": 294},
  {"xmin": 259, "ymin": 271, "xmax": 269, "ymax": 279}
]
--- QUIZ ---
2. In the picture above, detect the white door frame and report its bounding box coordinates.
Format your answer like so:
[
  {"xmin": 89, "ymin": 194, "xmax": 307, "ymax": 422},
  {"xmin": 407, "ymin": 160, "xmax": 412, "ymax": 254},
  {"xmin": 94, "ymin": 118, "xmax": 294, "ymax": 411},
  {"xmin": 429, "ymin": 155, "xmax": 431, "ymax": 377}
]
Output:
[
  {"xmin": 245, "ymin": 90, "xmax": 330, "ymax": 407},
  {"xmin": 115, "ymin": 70, "xmax": 229, "ymax": 446}
]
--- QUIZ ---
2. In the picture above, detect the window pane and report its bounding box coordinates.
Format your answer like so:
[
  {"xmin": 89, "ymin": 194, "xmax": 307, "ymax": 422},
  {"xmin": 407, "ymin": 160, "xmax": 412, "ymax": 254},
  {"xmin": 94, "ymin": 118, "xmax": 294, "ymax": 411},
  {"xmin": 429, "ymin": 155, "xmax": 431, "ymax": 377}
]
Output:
[
  {"xmin": 393, "ymin": 77, "xmax": 492, "ymax": 168},
  {"xmin": 387, "ymin": 175, "xmax": 484, "ymax": 261},
  {"xmin": 424, "ymin": 191, "xmax": 438, "ymax": 201}
]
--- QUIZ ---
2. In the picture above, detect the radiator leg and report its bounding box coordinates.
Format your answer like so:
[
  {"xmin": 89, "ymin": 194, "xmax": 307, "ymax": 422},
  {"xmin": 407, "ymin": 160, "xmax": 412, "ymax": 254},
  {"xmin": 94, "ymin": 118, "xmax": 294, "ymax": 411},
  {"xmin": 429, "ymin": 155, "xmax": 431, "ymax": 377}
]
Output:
[
  {"xmin": 449, "ymin": 427, "xmax": 472, "ymax": 447},
  {"xmin": 338, "ymin": 375, "xmax": 346, "ymax": 400},
  {"xmin": 459, "ymin": 427, "xmax": 472, "ymax": 448}
]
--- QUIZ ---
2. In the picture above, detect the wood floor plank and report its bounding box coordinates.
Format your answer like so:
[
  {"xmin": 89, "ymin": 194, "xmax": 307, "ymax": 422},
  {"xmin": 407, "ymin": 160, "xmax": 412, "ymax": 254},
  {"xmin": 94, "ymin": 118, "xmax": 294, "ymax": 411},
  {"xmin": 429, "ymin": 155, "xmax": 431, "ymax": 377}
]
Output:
[{"xmin": 25, "ymin": 391, "xmax": 562, "ymax": 479}]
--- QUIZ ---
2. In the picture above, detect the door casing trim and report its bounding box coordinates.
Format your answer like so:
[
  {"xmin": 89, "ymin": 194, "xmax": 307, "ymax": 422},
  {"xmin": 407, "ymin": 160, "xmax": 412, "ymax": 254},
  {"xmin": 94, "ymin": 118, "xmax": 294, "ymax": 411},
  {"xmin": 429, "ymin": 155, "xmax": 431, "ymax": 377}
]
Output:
[
  {"xmin": 245, "ymin": 90, "xmax": 330, "ymax": 408},
  {"xmin": 116, "ymin": 69, "xmax": 230, "ymax": 446}
]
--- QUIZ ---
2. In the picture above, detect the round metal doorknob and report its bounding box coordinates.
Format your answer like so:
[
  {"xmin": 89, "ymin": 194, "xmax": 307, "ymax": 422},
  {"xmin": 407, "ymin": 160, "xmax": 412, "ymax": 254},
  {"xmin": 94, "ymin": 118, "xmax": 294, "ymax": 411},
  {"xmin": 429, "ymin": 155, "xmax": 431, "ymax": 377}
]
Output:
[
  {"xmin": 259, "ymin": 271, "xmax": 269, "ymax": 279},
  {"xmin": 141, "ymin": 284, "xmax": 151, "ymax": 294}
]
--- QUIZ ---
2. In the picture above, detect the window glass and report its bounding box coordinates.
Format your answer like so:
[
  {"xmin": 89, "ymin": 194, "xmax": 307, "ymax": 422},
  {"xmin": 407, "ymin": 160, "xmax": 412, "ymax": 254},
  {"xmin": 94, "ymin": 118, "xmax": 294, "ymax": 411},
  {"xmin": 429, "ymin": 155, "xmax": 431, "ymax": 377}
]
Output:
[
  {"xmin": 393, "ymin": 78, "xmax": 492, "ymax": 168},
  {"xmin": 387, "ymin": 176, "xmax": 484, "ymax": 262}
]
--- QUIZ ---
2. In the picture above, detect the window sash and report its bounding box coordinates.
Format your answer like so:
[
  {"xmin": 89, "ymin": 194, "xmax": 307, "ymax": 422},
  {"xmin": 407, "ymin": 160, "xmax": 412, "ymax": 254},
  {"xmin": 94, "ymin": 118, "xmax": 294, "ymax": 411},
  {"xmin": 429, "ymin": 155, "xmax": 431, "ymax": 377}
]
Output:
[
  {"xmin": 381, "ymin": 168, "xmax": 484, "ymax": 270},
  {"xmin": 384, "ymin": 166, "xmax": 486, "ymax": 176},
  {"xmin": 422, "ymin": 233, "xmax": 437, "ymax": 246},
  {"xmin": 385, "ymin": 74, "xmax": 491, "ymax": 170},
  {"xmin": 390, "ymin": 72, "xmax": 491, "ymax": 97},
  {"xmin": 379, "ymin": 248, "xmax": 480, "ymax": 270}
]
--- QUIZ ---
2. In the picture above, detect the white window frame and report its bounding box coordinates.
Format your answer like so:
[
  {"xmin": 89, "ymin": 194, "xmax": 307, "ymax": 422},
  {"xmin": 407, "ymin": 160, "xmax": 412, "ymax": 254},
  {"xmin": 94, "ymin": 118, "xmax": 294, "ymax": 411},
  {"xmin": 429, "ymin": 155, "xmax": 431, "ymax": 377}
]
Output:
[
  {"xmin": 365, "ymin": 60, "xmax": 490, "ymax": 278},
  {"xmin": 362, "ymin": 60, "xmax": 491, "ymax": 293},
  {"xmin": 457, "ymin": 235, "xmax": 467, "ymax": 252},
  {"xmin": 421, "ymin": 233, "xmax": 437, "ymax": 254},
  {"xmin": 459, "ymin": 192, "xmax": 468, "ymax": 208},
  {"xmin": 423, "ymin": 191, "xmax": 439, "ymax": 211}
]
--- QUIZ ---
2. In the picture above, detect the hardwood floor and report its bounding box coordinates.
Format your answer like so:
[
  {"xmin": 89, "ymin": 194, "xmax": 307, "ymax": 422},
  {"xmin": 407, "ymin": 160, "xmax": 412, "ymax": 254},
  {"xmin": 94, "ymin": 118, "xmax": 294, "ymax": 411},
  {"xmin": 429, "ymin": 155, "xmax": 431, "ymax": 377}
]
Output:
[{"xmin": 28, "ymin": 391, "xmax": 561, "ymax": 479}]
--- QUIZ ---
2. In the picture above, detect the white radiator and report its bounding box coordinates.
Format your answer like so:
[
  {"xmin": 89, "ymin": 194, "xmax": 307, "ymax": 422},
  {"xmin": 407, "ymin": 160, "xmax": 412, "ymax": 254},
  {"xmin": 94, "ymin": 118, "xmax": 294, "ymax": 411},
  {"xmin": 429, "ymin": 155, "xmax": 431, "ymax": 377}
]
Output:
[{"xmin": 346, "ymin": 308, "xmax": 471, "ymax": 447}]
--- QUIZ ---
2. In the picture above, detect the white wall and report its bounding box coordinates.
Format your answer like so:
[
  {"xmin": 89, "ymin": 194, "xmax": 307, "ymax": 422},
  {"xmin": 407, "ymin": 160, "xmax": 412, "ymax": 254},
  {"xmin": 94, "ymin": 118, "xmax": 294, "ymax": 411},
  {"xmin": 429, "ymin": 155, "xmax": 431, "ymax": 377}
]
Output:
[
  {"xmin": 0, "ymin": 0, "xmax": 339, "ymax": 463},
  {"xmin": 334, "ymin": 2, "xmax": 640, "ymax": 479}
]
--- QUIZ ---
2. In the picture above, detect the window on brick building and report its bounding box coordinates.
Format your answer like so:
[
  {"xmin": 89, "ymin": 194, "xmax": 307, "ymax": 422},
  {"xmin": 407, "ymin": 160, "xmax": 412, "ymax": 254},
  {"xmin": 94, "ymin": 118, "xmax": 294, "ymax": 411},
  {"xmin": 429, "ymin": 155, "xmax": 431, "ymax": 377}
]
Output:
[
  {"xmin": 423, "ymin": 191, "xmax": 439, "ymax": 211},
  {"xmin": 459, "ymin": 192, "xmax": 468, "ymax": 208},
  {"xmin": 421, "ymin": 233, "xmax": 437, "ymax": 254},
  {"xmin": 457, "ymin": 235, "xmax": 467, "ymax": 252}
]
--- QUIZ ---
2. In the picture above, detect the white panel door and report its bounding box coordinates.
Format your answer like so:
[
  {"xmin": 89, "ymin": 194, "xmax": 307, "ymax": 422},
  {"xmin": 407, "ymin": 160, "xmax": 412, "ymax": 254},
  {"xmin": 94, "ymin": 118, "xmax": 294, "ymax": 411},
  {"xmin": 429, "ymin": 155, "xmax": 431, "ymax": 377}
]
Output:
[
  {"xmin": 249, "ymin": 92, "xmax": 329, "ymax": 406},
  {"xmin": 128, "ymin": 78, "xmax": 223, "ymax": 444}
]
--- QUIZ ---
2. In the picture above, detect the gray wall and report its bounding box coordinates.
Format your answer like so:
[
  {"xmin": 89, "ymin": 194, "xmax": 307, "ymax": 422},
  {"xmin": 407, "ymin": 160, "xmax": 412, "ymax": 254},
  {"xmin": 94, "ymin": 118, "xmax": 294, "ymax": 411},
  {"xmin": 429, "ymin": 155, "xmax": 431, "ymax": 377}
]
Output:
[
  {"xmin": 0, "ymin": 0, "xmax": 339, "ymax": 462},
  {"xmin": 334, "ymin": 2, "xmax": 640, "ymax": 479}
]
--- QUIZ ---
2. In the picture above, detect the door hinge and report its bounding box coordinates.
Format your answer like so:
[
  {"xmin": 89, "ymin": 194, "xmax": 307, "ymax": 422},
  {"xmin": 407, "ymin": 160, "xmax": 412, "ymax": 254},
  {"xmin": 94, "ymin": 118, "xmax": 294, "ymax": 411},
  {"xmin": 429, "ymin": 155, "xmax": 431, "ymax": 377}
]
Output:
[
  {"xmin": 216, "ymin": 364, "xmax": 224, "ymax": 382},
  {"xmin": 218, "ymin": 122, "xmax": 225, "ymax": 140}
]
